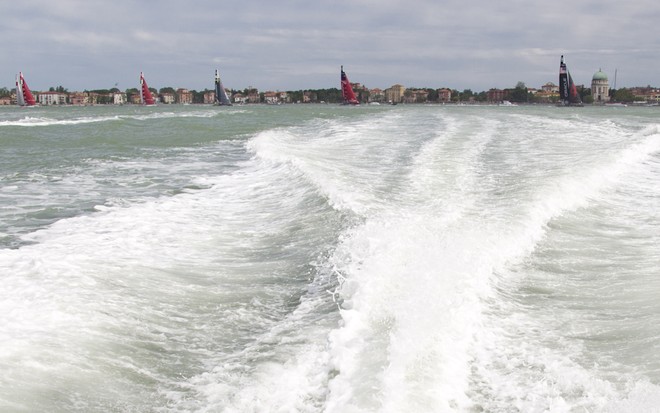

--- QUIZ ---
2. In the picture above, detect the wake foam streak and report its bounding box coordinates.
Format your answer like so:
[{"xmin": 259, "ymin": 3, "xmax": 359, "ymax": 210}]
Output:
[{"xmin": 324, "ymin": 114, "xmax": 660, "ymax": 411}]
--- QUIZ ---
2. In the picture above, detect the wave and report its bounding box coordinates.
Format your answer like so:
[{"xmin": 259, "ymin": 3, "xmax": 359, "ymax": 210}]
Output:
[
  {"xmin": 247, "ymin": 111, "xmax": 429, "ymax": 217},
  {"xmin": 0, "ymin": 109, "xmax": 246, "ymax": 127},
  {"xmin": 323, "ymin": 113, "xmax": 660, "ymax": 411},
  {"xmin": 0, "ymin": 115, "xmax": 121, "ymax": 127},
  {"xmin": 4, "ymin": 106, "xmax": 660, "ymax": 412}
]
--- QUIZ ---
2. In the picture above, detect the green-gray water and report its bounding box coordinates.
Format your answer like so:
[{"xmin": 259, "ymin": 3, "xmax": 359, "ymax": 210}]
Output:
[{"xmin": 1, "ymin": 104, "xmax": 659, "ymax": 412}]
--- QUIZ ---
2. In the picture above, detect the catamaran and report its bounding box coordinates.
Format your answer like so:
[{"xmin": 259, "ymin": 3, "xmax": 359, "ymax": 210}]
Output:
[
  {"xmin": 558, "ymin": 56, "xmax": 582, "ymax": 106},
  {"xmin": 15, "ymin": 72, "xmax": 37, "ymax": 107},
  {"xmin": 340, "ymin": 66, "xmax": 359, "ymax": 105},
  {"xmin": 139, "ymin": 72, "xmax": 156, "ymax": 106},
  {"xmin": 214, "ymin": 70, "xmax": 232, "ymax": 106}
]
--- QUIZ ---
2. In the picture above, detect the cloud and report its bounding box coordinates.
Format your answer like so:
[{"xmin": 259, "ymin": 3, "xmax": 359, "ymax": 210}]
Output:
[{"xmin": 2, "ymin": 0, "xmax": 659, "ymax": 91}]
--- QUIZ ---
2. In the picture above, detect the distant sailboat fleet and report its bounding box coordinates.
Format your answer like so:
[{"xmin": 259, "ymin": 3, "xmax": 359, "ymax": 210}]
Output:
[
  {"xmin": 139, "ymin": 70, "xmax": 233, "ymax": 106},
  {"xmin": 13, "ymin": 58, "xmax": 623, "ymax": 107},
  {"xmin": 12, "ymin": 70, "xmax": 235, "ymax": 107},
  {"xmin": 13, "ymin": 68, "xmax": 351, "ymax": 107}
]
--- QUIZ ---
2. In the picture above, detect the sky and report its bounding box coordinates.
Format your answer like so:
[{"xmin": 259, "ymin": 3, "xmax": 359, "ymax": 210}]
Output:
[{"xmin": 2, "ymin": 0, "xmax": 659, "ymax": 93}]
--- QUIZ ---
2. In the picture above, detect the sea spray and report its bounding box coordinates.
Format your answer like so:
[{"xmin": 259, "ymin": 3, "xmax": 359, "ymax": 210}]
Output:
[{"xmin": 1, "ymin": 104, "xmax": 660, "ymax": 412}]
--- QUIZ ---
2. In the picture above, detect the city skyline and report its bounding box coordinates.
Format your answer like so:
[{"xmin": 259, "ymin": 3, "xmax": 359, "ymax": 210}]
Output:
[
  {"xmin": 2, "ymin": 1, "xmax": 659, "ymax": 92},
  {"xmin": 4, "ymin": 66, "xmax": 654, "ymax": 98}
]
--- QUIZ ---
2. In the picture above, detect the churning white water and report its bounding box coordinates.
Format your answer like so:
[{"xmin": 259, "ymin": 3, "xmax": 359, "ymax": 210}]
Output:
[{"xmin": 0, "ymin": 104, "xmax": 659, "ymax": 412}]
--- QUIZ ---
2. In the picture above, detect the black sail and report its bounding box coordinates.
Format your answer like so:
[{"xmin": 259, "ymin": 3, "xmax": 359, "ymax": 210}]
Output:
[{"xmin": 558, "ymin": 56, "xmax": 582, "ymax": 106}]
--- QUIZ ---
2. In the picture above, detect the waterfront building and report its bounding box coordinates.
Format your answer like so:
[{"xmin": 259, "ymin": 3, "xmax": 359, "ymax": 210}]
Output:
[
  {"xmin": 437, "ymin": 88, "xmax": 452, "ymax": 103},
  {"xmin": 161, "ymin": 92, "xmax": 175, "ymax": 104},
  {"xmin": 542, "ymin": 82, "xmax": 559, "ymax": 93},
  {"xmin": 264, "ymin": 91, "xmax": 279, "ymax": 104},
  {"xmin": 403, "ymin": 89, "xmax": 429, "ymax": 103},
  {"xmin": 233, "ymin": 93, "xmax": 248, "ymax": 104},
  {"xmin": 247, "ymin": 88, "xmax": 260, "ymax": 103},
  {"xmin": 277, "ymin": 91, "xmax": 290, "ymax": 103},
  {"xmin": 204, "ymin": 91, "xmax": 215, "ymax": 104},
  {"xmin": 176, "ymin": 88, "xmax": 193, "ymax": 104},
  {"xmin": 69, "ymin": 92, "xmax": 87, "ymax": 105},
  {"xmin": 487, "ymin": 88, "xmax": 505, "ymax": 103},
  {"xmin": 87, "ymin": 92, "xmax": 100, "ymax": 104},
  {"xmin": 302, "ymin": 91, "xmax": 317, "ymax": 103},
  {"xmin": 38, "ymin": 91, "xmax": 67, "ymax": 105},
  {"xmin": 369, "ymin": 88, "xmax": 384, "ymax": 103},
  {"xmin": 129, "ymin": 93, "xmax": 142, "ymax": 104},
  {"xmin": 591, "ymin": 69, "xmax": 609, "ymax": 103},
  {"xmin": 630, "ymin": 87, "xmax": 660, "ymax": 103},
  {"xmin": 385, "ymin": 84, "xmax": 405, "ymax": 104},
  {"xmin": 111, "ymin": 92, "xmax": 126, "ymax": 105}
]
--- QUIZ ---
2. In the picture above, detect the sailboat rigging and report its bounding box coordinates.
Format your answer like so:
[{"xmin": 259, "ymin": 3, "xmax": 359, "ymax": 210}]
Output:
[
  {"xmin": 139, "ymin": 72, "xmax": 156, "ymax": 106},
  {"xmin": 340, "ymin": 66, "xmax": 360, "ymax": 105},
  {"xmin": 15, "ymin": 72, "xmax": 37, "ymax": 107},
  {"xmin": 558, "ymin": 55, "xmax": 582, "ymax": 106},
  {"xmin": 214, "ymin": 70, "xmax": 232, "ymax": 106}
]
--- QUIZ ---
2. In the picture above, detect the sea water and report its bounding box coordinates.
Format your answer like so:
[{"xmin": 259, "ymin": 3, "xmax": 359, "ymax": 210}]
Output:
[{"xmin": 0, "ymin": 104, "xmax": 659, "ymax": 412}]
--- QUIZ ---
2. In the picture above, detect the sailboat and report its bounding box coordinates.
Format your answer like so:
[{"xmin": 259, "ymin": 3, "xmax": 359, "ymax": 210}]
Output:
[
  {"xmin": 139, "ymin": 72, "xmax": 156, "ymax": 106},
  {"xmin": 558, "ymin": 55, "xmax": 583, "ymax": 106},
  {"xmin": 15, "ymin": 72, "xmax": 37, "ymax": 107},
  {"xmin": 340, "ymin": 66, "xmax": 359, "ymax": 105},
  {"xmin": 214, "ymin": 70, "xmax": 232, "ymax": 106}
]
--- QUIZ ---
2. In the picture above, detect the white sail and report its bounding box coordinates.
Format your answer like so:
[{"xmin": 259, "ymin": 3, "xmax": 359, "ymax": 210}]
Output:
[
  {"xmin": 214, "ymin": 70, "xmax": 232, "ymax": 106},
  {"xmin": 15, "ymin": 74, "xmax": 25, "ymax": 106}
]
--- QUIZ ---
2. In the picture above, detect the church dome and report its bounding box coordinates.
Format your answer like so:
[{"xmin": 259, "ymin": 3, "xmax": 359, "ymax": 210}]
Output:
[{"xmin": 593, "ymin": 69, "xmax": 608, "ymax": 81}]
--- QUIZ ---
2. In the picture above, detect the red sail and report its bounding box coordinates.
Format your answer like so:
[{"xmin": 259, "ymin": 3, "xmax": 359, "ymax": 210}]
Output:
[
  {"xmin": 20, "ymin": 73, "xmax": 37, "ymax": 106},
  {"xmin": 340, "ymin": 66, "xmax": 359, "ymax": 105},
  {"xmin": 140, "ymin": 72, "xmax": 156, "ymax": 105}
]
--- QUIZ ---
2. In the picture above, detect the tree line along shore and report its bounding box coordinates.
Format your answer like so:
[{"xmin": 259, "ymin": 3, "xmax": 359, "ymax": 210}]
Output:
[{"xmin": 2, "ymin": 82, "xmax": 659, "ymax": 105}]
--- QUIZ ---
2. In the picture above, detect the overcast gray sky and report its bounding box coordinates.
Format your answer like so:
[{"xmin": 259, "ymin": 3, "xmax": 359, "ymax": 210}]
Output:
[{"xmin": 3, "ymin": 0, "xmax": 659, "ymax": 92}]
